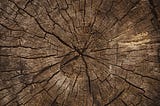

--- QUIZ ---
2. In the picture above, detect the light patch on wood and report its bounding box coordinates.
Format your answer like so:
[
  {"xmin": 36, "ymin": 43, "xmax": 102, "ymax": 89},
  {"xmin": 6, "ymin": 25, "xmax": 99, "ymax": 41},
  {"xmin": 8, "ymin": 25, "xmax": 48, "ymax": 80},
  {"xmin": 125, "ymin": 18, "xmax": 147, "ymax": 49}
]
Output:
[{"xmin": 118, "ymin": 32, "xmax": 150, "ymax": 49}]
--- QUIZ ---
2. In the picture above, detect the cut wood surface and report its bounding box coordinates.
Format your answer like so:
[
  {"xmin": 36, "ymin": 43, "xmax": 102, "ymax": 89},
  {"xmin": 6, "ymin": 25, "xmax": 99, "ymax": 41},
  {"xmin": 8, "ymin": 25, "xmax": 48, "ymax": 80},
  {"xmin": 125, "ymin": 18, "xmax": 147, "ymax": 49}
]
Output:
[{"xmin": 0, "ymin": 0, "xmax": 160, "ymax": 106}]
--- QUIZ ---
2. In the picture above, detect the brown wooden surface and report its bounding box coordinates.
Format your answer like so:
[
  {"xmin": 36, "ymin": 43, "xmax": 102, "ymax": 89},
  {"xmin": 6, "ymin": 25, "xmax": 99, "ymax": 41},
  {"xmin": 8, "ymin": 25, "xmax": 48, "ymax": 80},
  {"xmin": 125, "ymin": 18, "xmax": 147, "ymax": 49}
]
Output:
[{"xmin": 0, "ymin": 0, "xmax": 160, "ymax": 106}]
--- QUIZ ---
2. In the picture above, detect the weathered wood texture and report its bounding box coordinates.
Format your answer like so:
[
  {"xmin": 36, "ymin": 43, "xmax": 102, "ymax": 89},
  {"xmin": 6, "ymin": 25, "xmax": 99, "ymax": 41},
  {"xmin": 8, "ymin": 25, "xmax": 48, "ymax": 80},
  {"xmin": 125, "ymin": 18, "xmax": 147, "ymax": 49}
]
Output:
[{"xmin": 0, "ymin": 0, "xmax": 160, "ymax": 106}]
